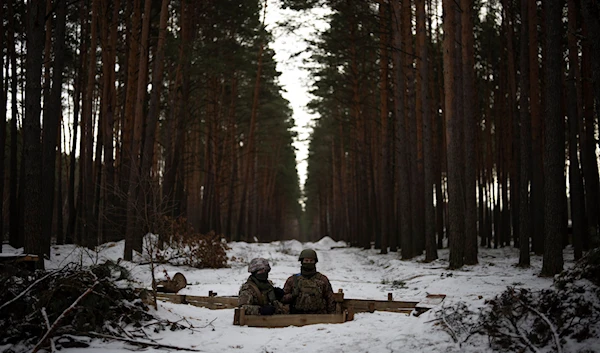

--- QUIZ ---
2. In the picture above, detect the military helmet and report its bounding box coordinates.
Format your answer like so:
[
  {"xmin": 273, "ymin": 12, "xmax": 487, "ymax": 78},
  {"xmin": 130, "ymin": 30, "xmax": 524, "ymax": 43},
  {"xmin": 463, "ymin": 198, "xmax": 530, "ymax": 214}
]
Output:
[
  {"xmin": 248, "ymin": 257, "xmax": 271, "ymax": 273},
  {"xmin": 298, "ymin": 249, "xmax": 318, "ymax": 262}
]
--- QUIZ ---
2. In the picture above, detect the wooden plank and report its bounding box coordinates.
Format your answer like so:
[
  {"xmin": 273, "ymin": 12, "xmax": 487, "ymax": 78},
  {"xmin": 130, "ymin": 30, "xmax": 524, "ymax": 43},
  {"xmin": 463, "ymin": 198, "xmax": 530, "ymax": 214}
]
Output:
[
  {"xmin": 154, "ymin": 291, "xmax": 444, "ymax": 317},
  {"xmin": 414, "ymin": 294, "xmax": 446, "ymax": 316},
  {"xmin": 154, "ymin": 293, "xmax": 238, "ymax": 309},
  {"xmin": 237, "ymin": 311, "xmax": 349, "ymax": 327},
  {"xmin": 342, "ymin": 298, "xmax": 419, "ymax": 314},
  {"xmin": 186, "ymin": 294, "xmax": 238, "ymax": 307},
  {"xmin": 0, "ymin": 254, "xmax": 40, "ymax": 263}
]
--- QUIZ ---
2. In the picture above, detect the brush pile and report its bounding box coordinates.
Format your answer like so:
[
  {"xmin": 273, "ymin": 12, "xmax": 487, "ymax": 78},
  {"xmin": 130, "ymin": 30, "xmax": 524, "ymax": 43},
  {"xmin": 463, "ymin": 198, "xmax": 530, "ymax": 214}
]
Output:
[
  {"xmin": 0, "ymin": 261, "xmax": 181, "ymax": 353},
  {"xmin": 436, "ymin": 248, "xmax": 600, "ymax": 352}
]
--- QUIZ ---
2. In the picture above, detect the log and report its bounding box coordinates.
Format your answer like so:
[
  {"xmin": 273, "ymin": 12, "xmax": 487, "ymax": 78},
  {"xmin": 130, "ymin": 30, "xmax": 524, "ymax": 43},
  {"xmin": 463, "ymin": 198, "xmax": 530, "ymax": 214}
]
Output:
[{"xmin": 155, "ymin": 272, "xmax": 187, "ymax": 293}]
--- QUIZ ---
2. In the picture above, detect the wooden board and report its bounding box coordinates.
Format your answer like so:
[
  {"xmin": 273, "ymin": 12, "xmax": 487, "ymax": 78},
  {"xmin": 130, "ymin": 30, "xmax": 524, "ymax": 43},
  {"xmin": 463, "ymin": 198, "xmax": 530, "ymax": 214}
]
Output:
[
  {"xmin": 234, "ymin": 308, "xmax": 350, "ymax": 327},
  {"xmin": 0, "ymin": 254, "xmax": 40, "ymax": 263},
  {"xmin": 414, "ymin": 294, "xmax": 446, "ymax": 316},
  {"xmin": 0, "ymin": 254, "xmax": 40, "ymax": 270},
  {"xmin": 342, "ymin": 298, "xmax": 418, "ymax": 314},
  {"xmin": 154, "ymin": 291, "xmax": 445, "ymax": 318},
  {"xmin": 155, "ymin": 292, "xmax": 238, "ymax": 309}
]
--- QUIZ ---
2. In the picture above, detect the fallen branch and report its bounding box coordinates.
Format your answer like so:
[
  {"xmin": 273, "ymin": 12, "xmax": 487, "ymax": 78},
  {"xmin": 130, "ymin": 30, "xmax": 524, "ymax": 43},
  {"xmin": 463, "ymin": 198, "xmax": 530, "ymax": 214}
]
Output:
[
  {"xmin": 522, "ymin": 301, "xmax": 562, "ymax": 353},
  {"xmin": 31, "ymin": 281, "xmax": 100, "ymax": 353},
  {"xmin": 41, "ymin": 308, "xmax": 57, "ymax": 353},
  {"xmin": 440, "ymin": 307, "xmax": 459, "ymax": 344},
  {"xmin": 504, "ymin": 316, "xmax": 542, "ymax": 353},
  {"xmin": 0, "ymin": 271, "xmax": 57, "ymax": 311},
  {"xmin": 83, "ymin": 331, "xmax": 204, "ymax": 351}
]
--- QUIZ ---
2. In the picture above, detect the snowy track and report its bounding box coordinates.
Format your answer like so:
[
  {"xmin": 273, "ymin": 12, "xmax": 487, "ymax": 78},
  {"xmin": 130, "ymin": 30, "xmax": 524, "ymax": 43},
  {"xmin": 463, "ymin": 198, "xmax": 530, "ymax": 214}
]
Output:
[{"xmin": 2, "ymin": 237, "xmax": 583, "ymax": 352}]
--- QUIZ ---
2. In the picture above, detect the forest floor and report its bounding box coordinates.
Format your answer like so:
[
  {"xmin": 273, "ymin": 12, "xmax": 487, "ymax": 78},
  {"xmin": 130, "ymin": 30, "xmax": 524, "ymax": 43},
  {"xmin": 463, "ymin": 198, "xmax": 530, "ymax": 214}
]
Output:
[{"xmin": 1, "ymin": 236, "xmax": 599, "ymax": 353}]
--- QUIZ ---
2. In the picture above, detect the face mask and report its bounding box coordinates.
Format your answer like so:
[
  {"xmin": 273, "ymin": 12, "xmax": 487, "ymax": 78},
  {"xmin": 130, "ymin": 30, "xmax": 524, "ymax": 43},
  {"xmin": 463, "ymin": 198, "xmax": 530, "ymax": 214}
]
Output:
[
  {"xmin": 301, "ymin": 263, "xmax": 316, "ymax": 272},
  {"xmin": 254, "ymin": 272, "xmax": 269, "ymax": 281}
]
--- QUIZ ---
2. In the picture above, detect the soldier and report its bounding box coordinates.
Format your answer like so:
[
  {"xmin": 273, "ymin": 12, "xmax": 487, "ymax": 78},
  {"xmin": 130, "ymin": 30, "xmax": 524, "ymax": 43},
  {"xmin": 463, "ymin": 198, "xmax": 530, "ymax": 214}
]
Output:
[
  {"xmin": 238, "ymin": 258, "xmax": 286, "ymax": 315},
  {"xmin": 282, "ymin": 249, "xmax": 336, "ymax": 314}
]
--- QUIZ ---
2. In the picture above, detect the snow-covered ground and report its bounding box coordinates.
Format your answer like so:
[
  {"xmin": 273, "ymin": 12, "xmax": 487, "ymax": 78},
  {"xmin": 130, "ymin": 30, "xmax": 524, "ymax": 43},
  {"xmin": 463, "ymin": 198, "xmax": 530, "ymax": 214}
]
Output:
[{"xmin": 1, "ymin": 237, "xmax": 590, "ymax": 352}]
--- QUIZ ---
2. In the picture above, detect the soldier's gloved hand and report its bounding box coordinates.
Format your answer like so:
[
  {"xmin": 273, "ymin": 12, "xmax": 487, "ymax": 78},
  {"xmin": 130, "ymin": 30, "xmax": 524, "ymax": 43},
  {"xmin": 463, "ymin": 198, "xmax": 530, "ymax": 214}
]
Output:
[
  {"xmin": 274, "ymin": 287, "xmax": 284, "ymax": 300},
  {"xmin": 259, "ymin": 305, "xmax": 276, "ymax": 315}
]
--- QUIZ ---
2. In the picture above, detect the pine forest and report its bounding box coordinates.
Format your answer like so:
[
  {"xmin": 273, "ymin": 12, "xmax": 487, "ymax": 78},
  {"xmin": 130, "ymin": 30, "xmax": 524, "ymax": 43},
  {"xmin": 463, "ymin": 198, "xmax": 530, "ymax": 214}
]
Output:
[{"xmin": 1, "ymin": 0, "xmax": 600, "ymax": 277}]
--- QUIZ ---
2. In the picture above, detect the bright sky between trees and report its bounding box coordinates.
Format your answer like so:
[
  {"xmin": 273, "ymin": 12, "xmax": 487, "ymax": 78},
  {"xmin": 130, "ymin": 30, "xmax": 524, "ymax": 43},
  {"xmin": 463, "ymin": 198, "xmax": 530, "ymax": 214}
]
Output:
[{"xmin": 264, "ymin": 1, "xmax": 331, "ymax": 189}]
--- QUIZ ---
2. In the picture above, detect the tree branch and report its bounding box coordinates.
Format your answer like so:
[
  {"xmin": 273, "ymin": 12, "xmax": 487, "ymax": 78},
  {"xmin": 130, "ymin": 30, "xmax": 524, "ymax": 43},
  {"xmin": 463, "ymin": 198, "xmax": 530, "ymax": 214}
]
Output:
[
  {"xmin": 41, "ymin": 308, "xmax": 57, "ymax": 353},
  {"xmin": 31, "ymin": 281, "xmax": 100, "ymax": 353},
  {"xmin": 0, "ymin": 270, "xmax": 57, "ymax": 311},
  {"xmin": 522, "ymin": 301, "xmax": 562, "ymax": 353}
]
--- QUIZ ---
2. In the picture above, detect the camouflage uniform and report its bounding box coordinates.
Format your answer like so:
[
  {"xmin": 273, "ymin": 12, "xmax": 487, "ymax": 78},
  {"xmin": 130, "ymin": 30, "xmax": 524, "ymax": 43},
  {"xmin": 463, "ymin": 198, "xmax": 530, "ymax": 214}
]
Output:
[
  {"xmin": 238, "ymin": 276, "xmax": 287, "ymax": 315},
  {"xmin": 282, "ymin": 272, "xmax": 336, "ymax": 314}
]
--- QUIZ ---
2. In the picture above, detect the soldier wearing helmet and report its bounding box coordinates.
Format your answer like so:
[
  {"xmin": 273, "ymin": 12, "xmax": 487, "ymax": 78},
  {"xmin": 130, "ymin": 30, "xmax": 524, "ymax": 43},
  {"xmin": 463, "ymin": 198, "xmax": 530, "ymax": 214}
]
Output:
[
  {"xmin": 238, "ymin": 258, "xmax": 286, "ymax": 315},
  {"xmin": 281, "ymin": 249, "xmax": 336, "ymax": 314}
]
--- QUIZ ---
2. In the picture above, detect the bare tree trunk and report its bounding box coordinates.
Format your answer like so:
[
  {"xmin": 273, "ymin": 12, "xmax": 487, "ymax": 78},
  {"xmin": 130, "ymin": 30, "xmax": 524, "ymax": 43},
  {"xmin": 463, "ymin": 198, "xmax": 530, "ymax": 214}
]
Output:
[
  {"xmin": 502, "ymin": 0, "xmax": 519, "ymax": 249},
  {"xmin": 581, "ymin": 0, "xmax": 600, "ymax": 247},
  {"xmin": 139, "ymin": 0, "xmax": 171, "ymax": 230},
  {"xmin": 66, "ymin": 44, "xmax": 83, "ymax": 244},
  {"xmin": 378, "ymin": 0, "xmax": 390, "ymax": 254},
  {"xmin": 518, "ymin": 0, "xmax": 532, "ymax": 267},
  {"xmin": 125, "ymin": 0, "xmax": 152, "ymax": 260},
  {"xmin": 81, "ymin": 0, "xmax": 99, "ymax": 249},
  {"xmin": 99, "ymin": 0, "xmax": 120, "ymax": 243},
  {"xmin": 443, "ymin": 0, "xmax": 464, "ymax": 269},
  {"xmin": 529, "ymin": 0, "xmax": 545, "ymax": 255},
  {"xmin": 8, "ymin": 0, "xmax": 21, "ymax": 249},
  {"xmin": 416, "ymin": 0, "xmax": 437, "ymax": 262},
  {"xmin": 462, "ymin": 0, "xmax": 477, "ymax": 265},
  {"xmin": 56, "ymin": 119, "xmax": 64, "ymax": 245},
  {"xmin": 392, "ymin": 0, "xmax": 412, "ymax": 259},
  {"xmin": 541, "ymin": 0, "xmax": 565, "ymax": 277},
  {"xmin": 238, "ymin": 2, "xmax": 267, "ymax": 242},
  {"xmin": 0, "ymin": 0, "xmax": 5, "ymax": 252},
  {"xmin": 42, "ymin": 0, "xmax": 67, "ymax": 254},
  {"xmin": 23, "ymin": 0, "xmax": 46, "ymax": 269},
  {"xmin": 567, "ymin": 0, "xmax": 585, "ymax": 260},
  {"xmin": 121, "ymin": 0, "xmax": 141, "ymax": 202}
]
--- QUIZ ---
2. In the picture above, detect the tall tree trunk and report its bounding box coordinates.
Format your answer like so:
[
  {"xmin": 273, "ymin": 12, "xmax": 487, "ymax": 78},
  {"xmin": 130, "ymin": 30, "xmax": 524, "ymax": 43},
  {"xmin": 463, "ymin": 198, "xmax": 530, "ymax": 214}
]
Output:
[
  {"xmin": 378, "ymin": 0, "xmax": 390, "ymax": 254},
  {"xmin": 8, "ymin": 0, "xmax": 21, "ymax": 249},
  {"xmin": 125, "ymin": 0, "xmax": 152, "ymax": 259},
  {"xmin": 56, "ymin": 120, "xmax": 64, "ymax": 245},
  {"xmin": 81, "ymin": 0, "xmax": 99, "ymax": 248},
  {"xmin": 417, "ymin": 0, "xmax": 437, "ymax": 262},
  {"xmin": 42, "ymin": 0, "xmax": 67, "ymax": 255},
  {"xmin": 581, "ymin": 0, "xmax": 600, "ymax": 247},
  {"xmin": 518, "ymin": 0, "xmax": 532, "ymax": 267},
  {"xmin": 139, "ymin": 0, "xmax": 171, "ymax": 230},
  {"xmin": 541, "ymin": 0, "xmax": 565, "ymax": 277},
  {"xmin": 529, "ymin": 0, "xmax": 545, "ymax": 255},
  {"xmin": 121, "ymin": 0, "xmax": 141, "ymax": 202},
  {"xmin": 23, "ymin": 0, "xmax": 46, "ymax": 269},
  {"xmin": 502, "ymin": 0, "xmax": 520, "ymax": 249},
  {"xmin": 0, "ymin": 0, "xmax": 5, "ymax": 253},
  {"xmin": 567, "ymin": 0, "xmax": 585, "ymax": 260},
  {"xmin": 99, "ymin": 0, "xmax": 120, "ymax": 243},
  {"xmin": 392, "ymin": 0, "xmax": 412, "ymax": 260},
  {"xmin": 238, "ymin": 2, "xmax": 267, "ymax": 241},
  {"xmin": 443, "ymin": 0, "xmax": 464, "ymax": 269},
  {"xmin": 462, "ymin": 0, "xmax": 477, "ymax": 265}
]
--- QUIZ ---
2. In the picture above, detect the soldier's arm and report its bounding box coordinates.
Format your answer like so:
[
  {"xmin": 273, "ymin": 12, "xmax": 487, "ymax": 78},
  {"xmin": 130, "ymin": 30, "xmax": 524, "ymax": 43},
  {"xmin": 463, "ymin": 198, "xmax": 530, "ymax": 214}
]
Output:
[
  {"xmin": 281, "ymin": 276, "xmax": 295, "ymax": 304},
  {"xmin": 238, "ymin": 284, "xmax": 261, "ymax": 315},
  {"xmin": 322, "ymin": 276, "xmax": 336, "ymax": 314}
]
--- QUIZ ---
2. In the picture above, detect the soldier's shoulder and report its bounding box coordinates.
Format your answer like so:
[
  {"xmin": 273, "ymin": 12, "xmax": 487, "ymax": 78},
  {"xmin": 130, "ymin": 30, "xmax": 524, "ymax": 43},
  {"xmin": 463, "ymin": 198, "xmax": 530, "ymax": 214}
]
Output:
[
  {"xmin": 285, "ymin": 274, "xmax": 299, "ymax": 282},
  {"xmin": 315, "ymin": 272, "xmax": 331, "ymax": 282},
  {"xmin": 240, "ymin": 280, "xmax": 255, "ymax": 291}
]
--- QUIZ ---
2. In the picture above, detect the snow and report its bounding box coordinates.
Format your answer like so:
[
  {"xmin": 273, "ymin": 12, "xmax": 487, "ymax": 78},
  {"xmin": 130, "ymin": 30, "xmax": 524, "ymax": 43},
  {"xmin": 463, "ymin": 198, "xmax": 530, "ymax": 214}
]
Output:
[{"xmin": 1, "ymin": 238, "xmax": 591, "ymax": 353}]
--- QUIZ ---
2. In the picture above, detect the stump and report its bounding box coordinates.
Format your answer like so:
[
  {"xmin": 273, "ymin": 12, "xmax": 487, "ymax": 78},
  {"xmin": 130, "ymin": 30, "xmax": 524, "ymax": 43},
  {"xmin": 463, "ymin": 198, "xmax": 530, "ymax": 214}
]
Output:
[{"xmin": 155, "ymin": 272, "xmax": 187, "ymax": 293}]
